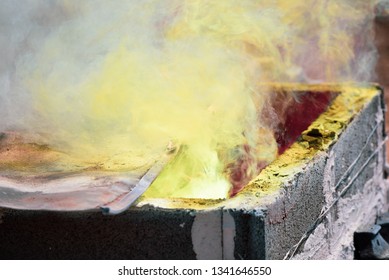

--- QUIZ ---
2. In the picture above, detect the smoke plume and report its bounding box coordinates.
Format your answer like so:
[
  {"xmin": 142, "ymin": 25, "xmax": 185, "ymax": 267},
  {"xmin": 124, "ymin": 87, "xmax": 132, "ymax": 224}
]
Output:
[{"xmin": 0, "ymin": 0, "xmax": 378, "ymax": 198}]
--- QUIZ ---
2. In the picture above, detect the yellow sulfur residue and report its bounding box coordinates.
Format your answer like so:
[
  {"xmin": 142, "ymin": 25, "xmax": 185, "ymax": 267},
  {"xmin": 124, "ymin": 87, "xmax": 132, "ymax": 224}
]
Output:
[{"xmin": 236, "ymin": 85, "xmax": 380, "ymax": 201}]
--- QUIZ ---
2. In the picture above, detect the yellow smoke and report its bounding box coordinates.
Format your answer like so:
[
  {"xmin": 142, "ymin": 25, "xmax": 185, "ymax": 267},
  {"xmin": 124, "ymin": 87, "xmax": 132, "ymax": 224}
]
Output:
[{"xmin": 19, "ymin": 0, "xmax": 376, "ymax": 198}]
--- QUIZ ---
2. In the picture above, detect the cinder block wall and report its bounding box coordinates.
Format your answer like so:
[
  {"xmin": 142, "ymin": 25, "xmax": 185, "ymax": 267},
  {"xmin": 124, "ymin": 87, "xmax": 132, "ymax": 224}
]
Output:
[{"xmin": 273, "ymin": 90, "xmax": 388, "ymax": 259}]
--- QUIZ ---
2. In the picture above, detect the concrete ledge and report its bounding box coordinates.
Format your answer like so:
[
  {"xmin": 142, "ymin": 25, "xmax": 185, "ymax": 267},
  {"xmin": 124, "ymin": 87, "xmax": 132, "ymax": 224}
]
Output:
[
  {"xmin": 0, "ymin": 207, "xmax": 198, "ymax": 259},
  {"xmin": 266, "ymin": 87, "xmax": 388, "ymax": 259}
]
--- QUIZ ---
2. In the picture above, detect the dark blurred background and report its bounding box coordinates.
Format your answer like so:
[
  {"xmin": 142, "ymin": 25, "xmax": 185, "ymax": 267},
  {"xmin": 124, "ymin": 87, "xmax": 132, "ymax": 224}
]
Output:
[{"xmin": 375, "ymin": 2, "xmax": 389, "ymax": 159}]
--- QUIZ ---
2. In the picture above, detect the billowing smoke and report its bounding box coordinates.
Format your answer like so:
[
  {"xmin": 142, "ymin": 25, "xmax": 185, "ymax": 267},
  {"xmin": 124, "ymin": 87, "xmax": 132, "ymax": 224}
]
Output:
[{"xmin": 0, "ymin": 0, "xmax": 378, "ymax": 198}]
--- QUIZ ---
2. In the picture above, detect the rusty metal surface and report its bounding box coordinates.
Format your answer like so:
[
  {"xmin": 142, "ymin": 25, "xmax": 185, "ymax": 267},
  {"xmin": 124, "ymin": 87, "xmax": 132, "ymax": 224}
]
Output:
[
  {"xmin": 101, "ymin": 147, "xmax": 178, "ymax": 215},
  {"xmin": 0, "ymin": 173, "xmax": 142, "ymax": 211},
  {"xmin": 0, "ymin": 131, "xmax": 157, "ymax": 211}
]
